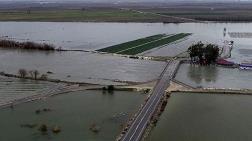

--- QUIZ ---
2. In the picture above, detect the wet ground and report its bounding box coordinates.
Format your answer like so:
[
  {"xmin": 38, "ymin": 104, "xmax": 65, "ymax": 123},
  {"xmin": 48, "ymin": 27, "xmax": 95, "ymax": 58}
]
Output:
[{"xmin": 0, "ymin": 75, "xmax": 59, "ymax": 106}]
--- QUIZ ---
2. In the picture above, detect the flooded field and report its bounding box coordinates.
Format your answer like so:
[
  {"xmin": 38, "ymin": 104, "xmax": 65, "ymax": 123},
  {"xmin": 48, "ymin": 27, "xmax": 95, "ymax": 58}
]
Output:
[
  {"xmin": 0, "ymin": 75, "xmax": 59, "ymax": 106},
  {"xmin": 0, "ymin": 49, "xmax": 165, "ymax": 84},
  {"xmin": 0, "ymin": 22, "xmax": 252, "ymax": 60},
  {"xmin": 0, "ymin": 90, "xmax": 145, "ymax": 141},
  {"xmin": 175, "ymin": 63, "xmax": 252, "ymax": 89},
  {"xmin": 148, "ymin": 92, "xmax": 252, "ymax": 141},
  {"xmin": 0, "ymin": 22, "xmax": 251, "ymax": 84}
]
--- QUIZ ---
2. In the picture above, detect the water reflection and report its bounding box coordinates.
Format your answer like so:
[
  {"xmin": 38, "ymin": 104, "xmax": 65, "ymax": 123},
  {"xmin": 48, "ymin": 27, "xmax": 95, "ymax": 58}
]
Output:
[
  {"xmin": 187, "ymin": 64, "xmax": 218, "ymax": 85},
  {"xmin": 176, "ymin": 63, "xmax": 251, "ymax": 89}
]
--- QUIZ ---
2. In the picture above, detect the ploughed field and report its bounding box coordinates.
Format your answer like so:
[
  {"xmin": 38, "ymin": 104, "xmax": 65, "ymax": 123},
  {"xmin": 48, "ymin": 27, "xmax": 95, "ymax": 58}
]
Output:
[{"xmin": 97, "ymin": 33, "xmax": 191, "ymax": 55}]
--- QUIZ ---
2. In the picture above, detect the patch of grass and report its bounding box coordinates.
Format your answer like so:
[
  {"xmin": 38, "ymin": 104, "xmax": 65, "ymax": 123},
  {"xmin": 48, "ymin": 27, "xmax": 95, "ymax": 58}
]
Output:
[
  {"xmin": 119, "ymin": 33, "xmax": 191, "ymax": 55},
  {"xmin": 97, "ymin": 34, "xmax": 166, "ymax": 53}
]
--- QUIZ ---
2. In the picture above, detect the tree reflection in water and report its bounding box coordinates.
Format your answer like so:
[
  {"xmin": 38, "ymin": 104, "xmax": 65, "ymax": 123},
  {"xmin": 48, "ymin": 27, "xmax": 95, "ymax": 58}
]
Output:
[{"xmin": 187, "ymin": 64, "xmax": 218, "ymax": 86}]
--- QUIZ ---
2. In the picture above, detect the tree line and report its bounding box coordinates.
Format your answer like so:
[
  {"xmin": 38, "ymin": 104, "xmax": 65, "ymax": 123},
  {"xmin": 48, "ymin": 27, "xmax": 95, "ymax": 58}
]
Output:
[
  {"xmin": 18, "ymin": 69, "xmax": 47, "ymax": 80},
  {"xmin": 0, "ymin": 39, "xmax": 56, "ymax": 51}
]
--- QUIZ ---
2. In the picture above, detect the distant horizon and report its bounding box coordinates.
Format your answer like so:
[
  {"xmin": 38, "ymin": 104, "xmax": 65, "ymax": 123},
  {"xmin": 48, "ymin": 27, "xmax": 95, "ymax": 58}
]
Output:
[{"xmin": 0, "ymin": 0, "xmax": 251, "ymax": 2}]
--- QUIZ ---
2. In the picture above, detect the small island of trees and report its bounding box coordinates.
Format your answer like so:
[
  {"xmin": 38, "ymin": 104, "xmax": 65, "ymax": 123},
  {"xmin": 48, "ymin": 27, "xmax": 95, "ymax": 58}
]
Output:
[{"xmin": 188, "ymin": 42, "xmax": 220, "ymax": 65}]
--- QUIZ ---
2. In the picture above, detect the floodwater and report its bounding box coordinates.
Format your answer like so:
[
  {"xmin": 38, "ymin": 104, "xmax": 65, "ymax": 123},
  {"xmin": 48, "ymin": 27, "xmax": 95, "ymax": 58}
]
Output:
[
  {"xmin": 0, "ymin": 90, "xmax": 146, "ymax": 141},
  {"xmin": 0, "ymin": 22, "xmax": 252, "ymax": 61},
  {"xmin": 148, "ymin": 92, "xmax": 252, "ymax": 141},
  {"xmin": 0, "ymin": 75, "xmax": 59, "ymax": 106},
  {"xmin": 175, "ymin": 63, "xmax": 252, "ymax": 89},
  {"xmin": 0, "ymin": 49, "xmax": 165, "ymax": 84},
  {"xmin": 1, "ymin": 22, "xmax": 252, "ymax": 84}
]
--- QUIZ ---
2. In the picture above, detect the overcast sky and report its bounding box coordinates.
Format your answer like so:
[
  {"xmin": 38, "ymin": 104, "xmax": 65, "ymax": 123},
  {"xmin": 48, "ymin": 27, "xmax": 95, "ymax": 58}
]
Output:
[{"xmin": 0, "ymin": 0, "xmax": 247, "ymax": 2}]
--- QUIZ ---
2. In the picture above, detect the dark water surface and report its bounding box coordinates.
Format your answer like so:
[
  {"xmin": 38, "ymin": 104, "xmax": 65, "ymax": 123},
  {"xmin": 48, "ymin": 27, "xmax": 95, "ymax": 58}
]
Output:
[
  {"xmin": 148, "ymin": 93, "xmax": 252, "ymax": 141},
  {"xmin": 0, "ymin": 90, "xmax": 145, "ymax": 141},
  {"xmin": 175, "ymin": 63, "xmax": 252, "ymax": 89}
]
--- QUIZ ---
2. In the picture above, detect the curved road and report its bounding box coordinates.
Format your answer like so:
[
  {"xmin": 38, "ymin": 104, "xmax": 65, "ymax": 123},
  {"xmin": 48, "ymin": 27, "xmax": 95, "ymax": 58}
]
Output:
[{"xmin": 120, "ymin": 60, "xmax": 180, "ymax": 141}]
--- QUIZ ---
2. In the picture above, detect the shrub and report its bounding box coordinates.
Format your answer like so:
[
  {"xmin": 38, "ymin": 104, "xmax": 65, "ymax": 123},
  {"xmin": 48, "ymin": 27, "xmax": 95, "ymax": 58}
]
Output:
[
  {"xmin": 0, "ymin": 39, "xmax": 55, "ymax": 51},
  {"xmin": 40, "ymin": 74, "xmax": 48, "ymax": 80},
  {"xmin": 107, "ymin": 85, "xmax": 114, "ymax": 91}
]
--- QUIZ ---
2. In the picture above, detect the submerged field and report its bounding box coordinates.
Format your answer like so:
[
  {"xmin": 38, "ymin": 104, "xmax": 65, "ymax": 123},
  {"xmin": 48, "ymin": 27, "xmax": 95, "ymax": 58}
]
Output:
[
  {"xmin": 0, "ymin": 76, "xmax": 58, "ymax": 106},
  {"xmin": 0, "ymin": 49, "xmax": 165, "ymax": 85},
  {"xmin": 175, "ymin": 63, "xmax": 252, "ymax": 89},
  {"xmin": 0, "ymin": 90, "xmax": 146, "ymax": 141},
  {"xmin": 97, "ymin": 33, "xmax": 191, "ymax": 55},
  {"xmin": 148, "ymin": 92, "xmax": 252, "ymax": 141}
]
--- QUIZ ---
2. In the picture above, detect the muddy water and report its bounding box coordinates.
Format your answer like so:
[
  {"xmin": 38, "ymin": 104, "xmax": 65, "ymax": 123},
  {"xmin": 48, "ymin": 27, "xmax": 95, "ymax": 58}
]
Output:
[
  {"xmin": 1, "ymin": 22, "xmax": 252, "ymax": 60},
  {"xmin": 0, "ymin": 49, "xmax": 165, "ymax": 84},
  {"xmin": 175, "ymin": 63, "xmax": 252, "ymax": 89},
  {"xmin": 148, "ymin": 93, "xmax": 252, "ymax": 141},
  {"xmin": 0, "ymin": 90, "xmax": 145, "ymax": 141}
]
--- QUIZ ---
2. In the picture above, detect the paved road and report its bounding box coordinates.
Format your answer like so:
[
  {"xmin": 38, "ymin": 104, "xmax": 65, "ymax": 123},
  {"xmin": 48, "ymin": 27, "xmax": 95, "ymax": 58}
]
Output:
[{"xmin": 121, "ymin": 60, "xmax": 180, "ymax": 141}]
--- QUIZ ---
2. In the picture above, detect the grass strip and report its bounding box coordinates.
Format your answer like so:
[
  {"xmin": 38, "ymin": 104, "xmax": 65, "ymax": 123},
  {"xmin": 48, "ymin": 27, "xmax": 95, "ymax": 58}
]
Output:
[{"xmin": 97, "ymin": 34, "xmax": 166, "ymax": 53}]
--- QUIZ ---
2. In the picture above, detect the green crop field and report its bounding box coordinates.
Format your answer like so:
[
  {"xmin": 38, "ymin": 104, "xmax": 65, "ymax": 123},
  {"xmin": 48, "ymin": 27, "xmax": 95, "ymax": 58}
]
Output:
[
  {"xmin": 97, "ymin": 34, "xmax": 166, "ymax": 53},
  {"xmin": 119, "ymin": 33, "xmax": 191, "ymax": 55},
  {"xmin": 98, "ymin": 33, "xmax": 191, "ymax": 55}
]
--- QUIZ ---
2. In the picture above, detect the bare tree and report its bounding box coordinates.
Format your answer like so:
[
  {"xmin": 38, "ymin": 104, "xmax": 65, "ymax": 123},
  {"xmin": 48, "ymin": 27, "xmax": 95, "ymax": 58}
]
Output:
[
  {"xmin": 29, "ymin": 70, "xmax": 34, "ymax": 78},
  {"xmin": 18, "ymin": 69, "xmax": 27, "ymax": 78},
  {"xmin": 34, "ymin": 70, "xmax": 40, "ymax": 80},
  {"xmin": 29, "ymin": 70, "xmax": 40, "ymax": 80}
]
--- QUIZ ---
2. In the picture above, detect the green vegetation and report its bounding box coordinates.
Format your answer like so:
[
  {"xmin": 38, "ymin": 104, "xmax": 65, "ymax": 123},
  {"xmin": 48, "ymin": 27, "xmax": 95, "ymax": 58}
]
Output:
[
  {"xmin": 188, "ymin": 42, "xmax": 219, "ymax": 65},
  {"xmin": 0, "ymin": 9, "xmax": 163, "ymax": 22},
  {"xmin": 119, "ymin": 33, "xmax": 191, "ymax": 55},
  {"xmin": 97, "ymin": 34, "xmax": 166, "ymax": 53},
  {"xmin": 98, "ymin": 33, "xmax": 191, "ymax": 55},
  {"xmin": 2, "ymin": 3, "xmax": 252, "ymax": 22}
]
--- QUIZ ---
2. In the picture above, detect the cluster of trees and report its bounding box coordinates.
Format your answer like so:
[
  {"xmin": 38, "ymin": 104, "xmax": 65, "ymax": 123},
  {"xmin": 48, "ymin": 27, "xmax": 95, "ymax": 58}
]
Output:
[
  {"xmin": 188, "ymin": 42, "xmax": 219, "ymax": 65},
  {"xmin": 102, "ymin": 85, "xmax": 115, "ymax": 94},
  {"xmin": 0, "ymin": 40, "xmax": 55, "ymax": 51},
  {"xmin": 18, "ymin": 69, "xmax": 47, "ymax": 80}
]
